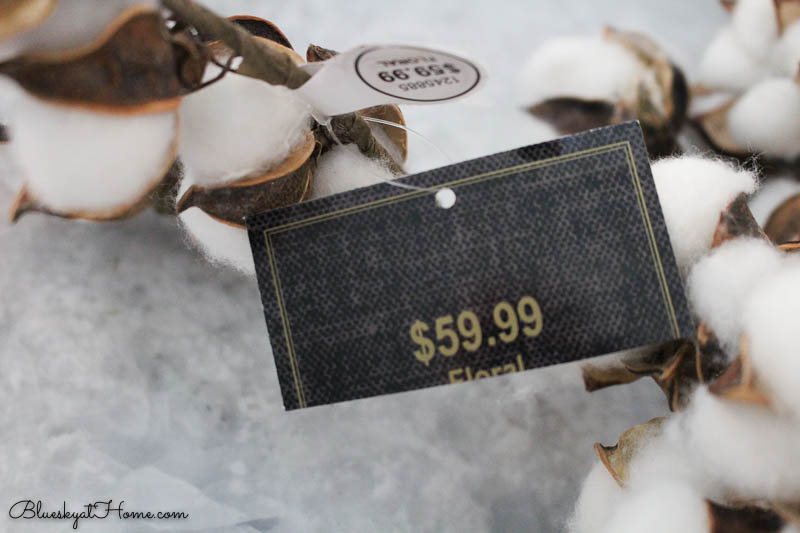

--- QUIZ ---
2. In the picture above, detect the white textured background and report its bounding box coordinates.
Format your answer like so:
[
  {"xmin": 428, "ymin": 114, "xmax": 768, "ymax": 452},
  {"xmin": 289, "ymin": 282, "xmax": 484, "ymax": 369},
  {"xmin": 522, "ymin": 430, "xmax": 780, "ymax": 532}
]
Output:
[{"xmin": 0, "ymin": 1, "xmax": 726, "ymax": 532}]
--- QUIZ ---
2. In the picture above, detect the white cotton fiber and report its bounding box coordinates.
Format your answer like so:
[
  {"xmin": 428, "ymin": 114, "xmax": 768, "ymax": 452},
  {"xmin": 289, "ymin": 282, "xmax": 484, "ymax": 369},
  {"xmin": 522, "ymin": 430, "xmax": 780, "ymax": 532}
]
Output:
[
  {"xmin": 8, "ymin": 90, "xmax": 177, "ymax": 215},
  {"xmin": 601, "ymin": 482, "xmax": 709, "ymax": 533},
  {"xmin": 519, "ymin": 36, "xmax": 643, "ymax": 104},
  {"xmin": 310, "ymin": 145, "xmax": 398, "ymax": 199},
  {"xmin": 624, "ymin": 417, "xmax": 719, "ymax": 499},
  {"xmin": 683, "ymin": 387, "xmax": 800, "ymax": 501},
  {"xmin": 772, "ymin": 21, "xmax": 800, "ymax": 77},
  {"xmin": 698, "ymin": 28, "xmax": 769, "ymax": 91},
  {"xmin": 0, "ymin": 0, "xmax": 157, "ymax": 61},
  {"xmin": 742, "ymin": 265, "xmax": 800, "ymax": 416},
  {"xmin": 730, "ymin": 0, "xmax": 779, "ymax": 59},
  {"xmin": 728, "ymin": 78, "xmax": 800, "ymax": 160},
  {"xmin": 651, "ymin": 156, "xmax": 758, "ymax": 274},
  {"xmin": 176, "ymin": 171, "xmax": 255, "ymax": 276},
  {"xmin": 178, "ymin": 64, "xmax": 312, "ymax": 186},
  {"xmin": 567, "ymin": 461, "xmax": 622, "ymax": 533},
  {"xmin": 687, "ymin": 238, "xmax": 785, "ymax": 354}
]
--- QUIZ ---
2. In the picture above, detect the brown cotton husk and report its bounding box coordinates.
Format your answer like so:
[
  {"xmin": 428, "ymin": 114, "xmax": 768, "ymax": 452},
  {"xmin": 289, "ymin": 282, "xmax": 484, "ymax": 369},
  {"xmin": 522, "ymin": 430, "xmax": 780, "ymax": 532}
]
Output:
[
  {"xmin": 0, "ymin": 0, "xmax": 57, "ymax": 40},
  {"xmin": 579, "ymin": 341, "xmax": 685, "ymax": 392},
  {"xmin": 712, "ymin": 193, "xmax": 769, "ymax": 247},
  {"xmin": 0, "ymin": 123, "xmax": 8, "ymax": 143},
  {"xmin": 580, "ymin": 339, "xmax": 700, "ymax": 411},
  {"xmin": 359, "ymin": 104, "xmax": 408, "ymax": 164},
  {"xmin": 765, "ymin": 193, "xmax": 800, "ymax": 245},
  {"xmin": 707, "ymin": 500, "xmax": 786, "ymax": 533},
  {"xmin": 581, "ymin": 360, "xmax": 643, "ymax": 392},
  {"xmin": 777, "ymin": 0, "xmax": 800, "ymax": 33},
  {"xmin": 0, "ymin": 5, "xmax": 205, "ymax": 114},
  {"xmin": 691, "ymin": 98, "xmax": 750, "ymax": 158},
  {"xmin": 528, "ymin": 98, "xmax": 617, "ymax": 136},
  {"xmin": 150, "ymin": 159, "xmax": 184, "ymax": 215},
  {"xmin": 594, "ymin": 417, "xmax": 666, "ymax": 487},
  {"xmin": 228, "ymin": 15, "xmax": 293, "ymax": 50},
  {"xmin": 690, "ymin": 91, "xmax": 800, "ymax": 173},
  {"xmin": 306, "ymin": 43, "xmax": 337, "ymax": 63},
  {"xmin": 778, "ymin": 241, "xmax": 800, "ymax": 252},
  {"xmin": 624, "ymin": 339, "xmax": 699, "ymax": 411},
  {"xmin": 695, "ymin": 322, "xmax": 730, "ymax": 384},
  {"xmin": 604, "ymin": 26, "xmax": 688, "ymax": 131},
  {"xmin": 176, "ymin": 131, "xmax": 317, "ymax": 228},
  {"xmin": 773, "ymin": 501, "xmax": 800, "ymax": 526},
  {"xmin": 305, "ymin": 43, "xmax": 408, "ymax": 164},
  {"xmin": 708, "ymin": 337, "xmax": 771, "ymax": 407}
]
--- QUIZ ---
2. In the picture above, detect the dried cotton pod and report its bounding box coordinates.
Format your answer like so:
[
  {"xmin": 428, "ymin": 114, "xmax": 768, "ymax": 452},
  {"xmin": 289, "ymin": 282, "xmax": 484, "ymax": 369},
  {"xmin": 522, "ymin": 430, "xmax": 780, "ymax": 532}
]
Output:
[
  {"xmin": 594, "ymin": 417, "xmax": 666, "ymax": 487},
  {"xmin": 7, "ymin": 83, "xmax": 178, "ymax": 221},
  {"xmin": 523, "ymin": 28, "xmax": 688, "ymax": 158},
  {"xmin": 693, "ymin": 1, "xmax": 800, "ymax": 166},
  {"xmin": 2, "ymin": 4, "xmax": 204, "ymax": 221},
  {"xmin": 179, "ymin": 143, "xmax": 401, "ymax": 274},
  {"xmin": 0, "ymin": 6, "xmax": 195, "ymax": 112},
  {"xmin": 765, "ymin": 193, "xmax": 800, "ymax": 244},
  {"xmin": 178, "ymin": 130, "xmax": 317, "ymax": 226},
  {"xmin": 177, "ymin": 19, "xmax": 406, "ymax": 272},
  {"xmin": 651, "ymin": 156, "xmax": 758, "ymax": 274}
]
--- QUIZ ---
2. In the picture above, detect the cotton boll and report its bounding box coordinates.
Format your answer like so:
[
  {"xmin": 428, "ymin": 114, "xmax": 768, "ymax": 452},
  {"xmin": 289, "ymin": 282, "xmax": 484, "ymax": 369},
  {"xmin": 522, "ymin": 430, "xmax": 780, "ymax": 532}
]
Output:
[
  {"xmin": 177, "ymin": 172, "xmax": 255, "ymax": 275},
  {"xmin": 178, "ymin": 64, "xmax": 312, "ymax": 186},
  {"xmin": 602, "ymin": 482, "xmax": 710, "ymax": 533},
  {"xmin": 728, "ymin": 78, "xmax": 800, "ymax": 160},
  {"xmin": 651, "ymin": 156, "xmax": 758, "ymax": 274},
  {"xmin": 567, "ymin": 461, "xmax": 622, "ymax": 533},
  {"xmin": 7, "ymin": 90, "xmax": 177, "ymax": 216},
  {"xmin": 519, "ymin": 36, "xmax": 643, "ymax": 104},
  {"xmin": 683, "ymin": 387, "xmax": 800, "ymax": 501},
  {"xmin": 0, "ymin": 0, "xmax": 157, "ymax": 61},
  {"xmin": 310, "ymin": 145, "xmax": 398, "ymax": 199},
  {"xmin": 730, "ymin": 0, "xmax": 779, "ymax": 59},
  {"xmin": 772, "ymin": 21, "xmax": 800, "ymax": 76},
  {"xmin": 698, "ymin": 28, "xmax": 770, "ymax": 91},
  {"xmin": 742, "ymin": 266, "xmax": 800, "ymax": 416},
  {"xmin": 687, "ymin": 239, "xmax": 785, "ymax": 354}
]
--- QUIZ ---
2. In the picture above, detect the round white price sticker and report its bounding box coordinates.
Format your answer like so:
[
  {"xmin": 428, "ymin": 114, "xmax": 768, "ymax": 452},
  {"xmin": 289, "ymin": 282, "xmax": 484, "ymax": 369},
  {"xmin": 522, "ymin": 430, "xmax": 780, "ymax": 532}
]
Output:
[
  {"xmin": 353, "ymin": 46, "xmax": 481, "ymax": 103},
  {"xmin": 296, "ymin": 44, "xmax": 486, "ymax": 117}
]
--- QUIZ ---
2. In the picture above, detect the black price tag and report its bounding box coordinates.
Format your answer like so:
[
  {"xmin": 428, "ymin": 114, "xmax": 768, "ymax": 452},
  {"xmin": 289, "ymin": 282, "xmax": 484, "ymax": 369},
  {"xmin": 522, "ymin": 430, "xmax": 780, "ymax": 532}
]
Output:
[{"xmin": 246, "ymin": 122, "xmax": 694, "ymax": 410}]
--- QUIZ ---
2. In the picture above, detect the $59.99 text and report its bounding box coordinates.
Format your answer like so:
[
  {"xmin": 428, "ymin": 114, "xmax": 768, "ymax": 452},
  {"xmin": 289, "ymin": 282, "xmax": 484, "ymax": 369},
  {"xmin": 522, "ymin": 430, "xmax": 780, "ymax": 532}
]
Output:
[
  {"xmin": 377, "ymin": 63, "xmax": 461, "ymax": 83},
  {"xmin": 409, "ymin": 296, "xmax": 543, "ymax": 367}
]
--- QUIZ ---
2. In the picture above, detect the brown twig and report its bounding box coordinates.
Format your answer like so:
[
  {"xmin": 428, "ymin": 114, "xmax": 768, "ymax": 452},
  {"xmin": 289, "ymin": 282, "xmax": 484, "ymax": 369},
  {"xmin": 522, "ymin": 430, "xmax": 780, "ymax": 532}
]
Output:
[{"xmin": 160, "ymin": 0, "xmax": 404, "ymax": 173}]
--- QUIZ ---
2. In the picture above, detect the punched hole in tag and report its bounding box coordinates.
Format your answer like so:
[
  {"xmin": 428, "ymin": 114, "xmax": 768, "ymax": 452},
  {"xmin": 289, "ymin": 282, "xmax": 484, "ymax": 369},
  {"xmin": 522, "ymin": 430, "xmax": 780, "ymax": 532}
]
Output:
[{"xmin": 319, "ymin": 113, "xmax": 459, "ymax": 209}]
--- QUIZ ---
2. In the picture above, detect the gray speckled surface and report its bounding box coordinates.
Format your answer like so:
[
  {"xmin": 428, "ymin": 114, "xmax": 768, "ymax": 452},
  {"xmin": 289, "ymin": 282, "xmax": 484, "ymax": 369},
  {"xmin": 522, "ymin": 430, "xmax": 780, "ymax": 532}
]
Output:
[{"xmin": 0, "ymin": 1, "xmax": 724, "ymax": 531}]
